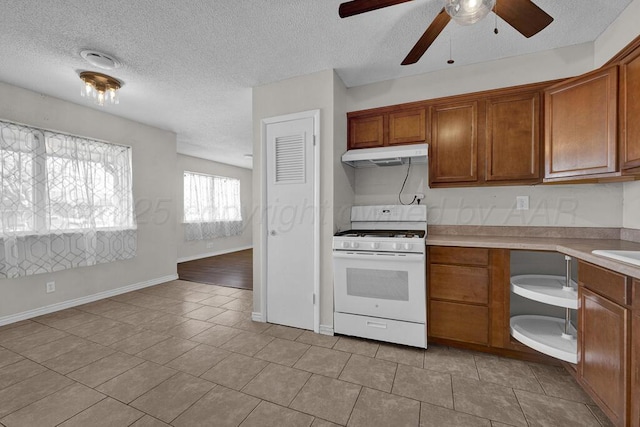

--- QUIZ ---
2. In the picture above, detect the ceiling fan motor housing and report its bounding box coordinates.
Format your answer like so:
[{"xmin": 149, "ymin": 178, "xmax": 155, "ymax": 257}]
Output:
[{"xmin": 444, "ymin": 0, "xmax": 496, "ymax": 25}]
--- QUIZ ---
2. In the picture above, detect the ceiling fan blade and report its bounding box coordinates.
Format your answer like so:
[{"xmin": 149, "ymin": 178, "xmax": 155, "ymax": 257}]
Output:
[
  {"xmin": 339, "ymin": 0, "xmax": 413, "ymax": 18},
  {"xmin": 401, "ymin": 8, "xmax": 450, "ymax": 65},
  {"xmin": 495, "ymin": 0, "xmax": 553, "ymax": 38}
]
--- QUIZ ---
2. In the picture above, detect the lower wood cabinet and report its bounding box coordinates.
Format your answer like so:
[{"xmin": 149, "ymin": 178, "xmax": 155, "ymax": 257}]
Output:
[{"xmin": 632, "ymin": 279, "xmax": 640, "ymax": 427}]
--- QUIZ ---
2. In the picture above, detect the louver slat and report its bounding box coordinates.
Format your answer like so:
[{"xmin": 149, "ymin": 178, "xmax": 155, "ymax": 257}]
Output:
[{"xmin": 275, "ymin": 134, "xmax": 306, "ymax": 184}]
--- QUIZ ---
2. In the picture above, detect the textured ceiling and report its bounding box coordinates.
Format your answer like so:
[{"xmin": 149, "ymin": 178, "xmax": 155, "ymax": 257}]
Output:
[{"xmin": 0, "ymin": 0, "xmax": 633, "ymax": 169}]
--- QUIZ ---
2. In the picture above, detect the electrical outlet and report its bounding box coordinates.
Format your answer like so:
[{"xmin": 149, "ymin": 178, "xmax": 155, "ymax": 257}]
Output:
[
  {"xmin": 46, "ymin": 281, "xmax": 55, "ymax": 293},
  {"xmin": 516, "ymin": 196, "xmax": 530, "ymax": 211}
]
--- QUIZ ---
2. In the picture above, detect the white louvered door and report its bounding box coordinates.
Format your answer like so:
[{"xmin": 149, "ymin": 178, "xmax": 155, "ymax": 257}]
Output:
[{"xmin": 265, "ymin": 115, "xmax": 315, "ymax": 330}]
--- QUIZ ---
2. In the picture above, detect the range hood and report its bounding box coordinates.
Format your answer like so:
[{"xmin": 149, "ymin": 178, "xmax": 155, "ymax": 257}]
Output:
[{"xmin": 341, "ymin": 144, "xmax": 428, "ymax": 168}]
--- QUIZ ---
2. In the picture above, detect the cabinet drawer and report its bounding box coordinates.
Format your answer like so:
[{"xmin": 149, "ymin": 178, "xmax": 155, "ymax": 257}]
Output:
[
  {"xmin": 429, "ymin": 246, "xmax": 489, "ymax": 266},
  {"xmin": 579, "ymin": 261, "xmax": 630, "ymax": 306},
  {"xmin": 429, "ymin": 264, "xmax": 489, "ymax": 304},
  {"xmin": 429, "ymin": 300, "xmax": 489, "ymax": 345}
]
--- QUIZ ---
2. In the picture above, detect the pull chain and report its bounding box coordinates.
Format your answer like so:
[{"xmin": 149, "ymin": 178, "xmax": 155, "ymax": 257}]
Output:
[
  {"xmin": 494, "ymin": 1, "xmax": 499, "ymax": 34},
  {"xmin": 447, "ymin": 32, "xmax": 455, "ymax": 64}
]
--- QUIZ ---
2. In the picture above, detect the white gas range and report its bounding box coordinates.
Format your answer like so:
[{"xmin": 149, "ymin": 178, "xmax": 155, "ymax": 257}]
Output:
[{"xmin": 333, "ymin": 205, "xmax": 427, "ymax": 348}]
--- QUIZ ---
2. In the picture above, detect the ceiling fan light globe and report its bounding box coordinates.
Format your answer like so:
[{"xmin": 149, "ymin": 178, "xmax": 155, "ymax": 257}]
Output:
[{"xmin": 444, "ymin": 0, "xmax": 495, "ymax": 25}]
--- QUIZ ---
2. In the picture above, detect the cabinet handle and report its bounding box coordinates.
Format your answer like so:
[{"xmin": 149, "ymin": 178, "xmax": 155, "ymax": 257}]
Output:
[{"xmin": 366, "ymin": 321, "xmax": 387, "ymax": 329}]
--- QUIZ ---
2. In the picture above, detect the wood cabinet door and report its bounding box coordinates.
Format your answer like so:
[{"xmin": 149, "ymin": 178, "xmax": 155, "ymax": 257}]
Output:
[
  {"xmin": 486, "ymin": 92, "xmax": 541, "ymax": 183},
  {"xmin": 545, "ymin": 66, "xmax": 618, "ymax": 180},
  {"xmin": 348, "ymin": 115, "xmax": 385, "ymax": 149},
  {"xmin": 389, "ymin": 108, "xmax": 426, "ymax": 145},
  {"xmin": 579, "ymin": 287, "xmax": 628, "ymax": 427},
  {"xmin": 620, "ymin": 47, "xmax": 640, "ymax": 172},
  {"xmin": 429, "ymin": 101, "xmax": 479, "ymax": 184}
]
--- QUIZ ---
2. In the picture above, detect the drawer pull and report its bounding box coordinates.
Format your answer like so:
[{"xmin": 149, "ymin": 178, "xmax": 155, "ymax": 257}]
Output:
[{"xmin": 366, "ymin": 321, "xmax": 388, "ymax": 329}]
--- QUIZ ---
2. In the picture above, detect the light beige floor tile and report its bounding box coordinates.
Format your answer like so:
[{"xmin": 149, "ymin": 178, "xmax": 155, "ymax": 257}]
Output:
[
  {"xmin": 475, "ymin": 354, "xmax": 544, "ymax": 393},
  {"xmin": 0, "ymin": 370, "xmax": 73, "ymax": 418},
  {"xmin": 165, "ymin": 319, "xmax": 214, "ymax": 339},
  {"xmin": 201, "ymin": 353, "xmax": 268, "ymax": 390},
  {"xmin": 263, "ymin": 324, "xmax": 304, "ymax": 341},
  {"xmin": 1, "ymin": 327, "xmax": 68, "ymax": 353},
  {"xmin": 0, "ymin": 349, "xmax": 23, "ymax": 370},
  {"xmin": 376, "ymin": 343, "xmax": 424, "ymax": 368},
  {"xmin": 348, "ymin": 387, "xmax": 420, "ymax": 427},
  {"xmin": 200, "ymin": 295, "xmax": 236, "ymax": 307},
  {"xmin": 58, "ymin": 397, "xmax": 144, "ymax": 427},
  {"xmin": 294, "ymin": 346, "xmax": 351, "ymax": 379},
  {"xmin": 137, "ymin": 314, "xmax": 188, "ymax": 332},
  {"xmin": 131, "ymin": 372, "xmax": 215, "ymax": 422},
  {"xmin": 240, "ymin": 401, "xmax": 314, "ymax": 427},
  {"xmin": 165, "ymin": 344, "xmax": 230, "ymax": 376},
  {"xmin": 33, "ymin": 308, "xmax": 84, "ymax": 325},
  {"xmin": 587, "ymin": 404, "xmax": 616, "ymax": 427},
  {"xmin": 110, "ymin": 331, "xmax": 170, "ymax": 355},
  {"xmin": 311, "ymin": 419, "xmax": 342, "ymax": 427},
  {"xmin": 255, "ymin": 338, "xmax": 310, "ymax": 366},
  {"xmin": 87, "ymin": 323, "xmax": 143, "ymax": 346},
  {"xmin": 42, "ymin": 341, "xmax": 114, "ymax": 374},
  {"xmin": 221, "ymin": 331, "xmax": 275, "ymax": 356},
  {"xmin": 172, "ymin": 385, "xmax": 260, "ymax": 427},
  {"xmin": 64, "ymin": 318, "xmax": 122, "ymax": 338},
  {"xmin": 333, "ymin": 336, "xmax": 379, "ymax": 357},
  {"xmin": 191, "ymin": 324, "xmax": 242, "ymax": 347},
  {"xmin": 130, "ymin": 414, "xmax": 171, "ymax": 426},
  {"xmin": 515, "ymin": 389, "xmax": 600, "ymax": 427},
  {"xmin": 0, "ymin": 359, "xmax": 47, "ymax": 390},
  {"xmin": 290, "ymin": 374, "xmax": 361, "ymax": 425},
  {"xmin": 420, "ymin": 402, "xmax": 491, "ymax": 427},
  {"xmin": 423, "ymin": 345, "xmax": 480, "ymax": 379},
  {"xmin": 135, "ymin": 337, "xmax": 198, "ymax": 364},
  {"xmin": 221, "ymin": 298, "xmax": 253, "ymax": 312},
  {"xmin": 180, "ymin": 291, "xmax": 213, "ymax": 303},
  {"xmin": 67, "ymin": 352, "xmax": 145, "ymax": 388},
  {"xmin": 491, "ymin": 422, "xmax": 518, "ymax": 427},
  {"xmin": 183, "ymin": 305, "xmax": 226, "ymax": 321},
  {"xmin": 95, "ymin": 361, "xmax": 176, "ymax": 403},
  {"xmin": 1, "ymin": 382, "xmax": 104, "ymax": 427},
  {"xmin": 157, "ymin": 301, "xmax": 203, "ymax": 316},
  {"xmin": 209, "ymin": 309, "xmax": 246, "ymax": 326},
  {"xmin": 452, "ymin": 376, "xmax": 527, "ymax": 427},
  {"xmin": 229, "ymin": 289, "xmax": 253, "ymax": 300},
  {"xmin": 392, "ymin": 364, "xmax": 453, "ymax": 408},
  {"xmin": 0, "ymin": 322, "xmax": 51, "ymax": 344},
  {"xmin": 233, "ymin": 319, "xmax": 273, "ymax": 333},
  {"xmin": 529, "ymin": 363, "xmax": 593, "ymax": 403},
  {"xmin": 19, "ymin": 335, "xmax": 87, "ymax": 363},
  {"xmin": 338, "ymin": 354, "xmax": 396, "ymax": 392},
  {"xmin": 119, "ymin": 309, "xmax": 167, "ymax": 326},
  {"xmin": 0, "ymin": 320, "xmax": 33, "ymax": 333},
  {"xmin": 44, "ymin": 311, "xmax": 102, "ymax": 331},
  {"xmin": 243, "ymin": 363, "xmax": 311, "ymax": 406},
  {"xmin": 100, "ymin": 303, "xmax": 146, "ymax": 320},
  {"xmin": 78, "ymin": 299, "xmax": 133, "ymax": 315},
  {"xmin": 210, "ymin": 286, "xmax": 240, "ymax": 296},
  {"xmin": 296, "ymin": 331, "xmax": 339, "ymax": 349}
]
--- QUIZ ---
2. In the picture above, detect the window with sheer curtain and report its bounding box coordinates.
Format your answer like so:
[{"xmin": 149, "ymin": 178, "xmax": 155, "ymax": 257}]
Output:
[
  {"xmin": 0, "ymin": 119, "xmax": 136, "ymax": 279},
  {"xmin": 183, "ymin": 171, "xmax": 243, "ymax": 241}
]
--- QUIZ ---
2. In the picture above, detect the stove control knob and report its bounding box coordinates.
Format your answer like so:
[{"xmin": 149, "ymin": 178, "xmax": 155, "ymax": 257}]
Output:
[
  {"xmin": 404, "ymin": 243, "xmax": 412, "ymax": 250},
  {"xmin": 351, "ymin": 242, "xmax": 359, "ymax": 249},
  {"xmin": 371, "ymin": 242, "xmax": 380, "ymax": 249},
  {"xmin": 341, "ymin": 241, "xmax": 350, "ymax": 249},
  {"xmin": 392, "ymin": 242, "xmax": 400, "ymax": 250}
]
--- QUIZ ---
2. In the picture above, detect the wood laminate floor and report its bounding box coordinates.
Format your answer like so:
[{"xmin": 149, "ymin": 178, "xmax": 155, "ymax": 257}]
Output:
[{"xmin": 178, "ymin": 249, "xmax": 252, "ymax": 290}]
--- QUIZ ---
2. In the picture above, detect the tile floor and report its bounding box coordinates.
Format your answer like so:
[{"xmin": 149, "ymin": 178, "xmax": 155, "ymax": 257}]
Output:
[{"xmin": 0, "ymin": 279, "xmax": 613, "ymax": 427}]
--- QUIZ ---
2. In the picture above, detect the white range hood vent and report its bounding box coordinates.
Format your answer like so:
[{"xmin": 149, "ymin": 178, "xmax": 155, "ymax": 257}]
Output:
[{"xmin": 341, "ymin": 144, "xmax": 428, "ymax": 168}]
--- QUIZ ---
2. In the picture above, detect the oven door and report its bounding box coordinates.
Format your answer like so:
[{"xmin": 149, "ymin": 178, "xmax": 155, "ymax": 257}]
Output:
[{"xmin": 333, "ymin": 250, "xmax": 426, "ymax": 323}]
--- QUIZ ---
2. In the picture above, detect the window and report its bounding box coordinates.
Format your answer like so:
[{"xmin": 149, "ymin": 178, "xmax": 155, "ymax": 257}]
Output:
[
  {"xmin": 0, "ymin": 119, "xmax": 136, "ymax": 278},
  {"xmin": 183, "ymin": 171, "xmax": 243, "ymax": 240}
]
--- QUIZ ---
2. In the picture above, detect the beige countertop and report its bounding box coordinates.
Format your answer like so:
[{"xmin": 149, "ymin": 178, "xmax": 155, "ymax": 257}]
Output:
[{"xmin": 426, "ymin": 234, "xmax": 640, "ymax": 280}]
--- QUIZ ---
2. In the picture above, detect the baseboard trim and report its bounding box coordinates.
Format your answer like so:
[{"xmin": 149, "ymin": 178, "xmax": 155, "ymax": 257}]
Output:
[
  {"xmin": 177, "ymin": 245, "xmax": 253, "ymax": 263},
  {"xmin": 251, "ymin": 312, "xmax": 265, "ymax": 323},
  {"xmin": 319, "ymin": 324, "xmax": 334, "ymax": 336},
  {"xmin": 0, "ymin": 274, "xmax": 179, "ymax": 327}
]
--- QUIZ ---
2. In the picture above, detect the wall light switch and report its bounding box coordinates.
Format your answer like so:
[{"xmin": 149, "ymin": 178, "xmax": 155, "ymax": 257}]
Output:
[
  {"xmin": 46, "ymin": 281, "xmax": 56, "ymax": 293},
  {"xmin": 516, "ymin": 196, "xmax": 529, "ymax": 211}
]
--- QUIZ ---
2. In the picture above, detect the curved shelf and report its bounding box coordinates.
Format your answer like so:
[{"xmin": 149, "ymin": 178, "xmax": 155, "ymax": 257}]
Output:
[
  {"xmin": 511, "ymin": 274, "xmax": 578, "ymax": 309},
  {"xmin": 510, "ymin": 315, "xmax": 577, "ymax": 364}
]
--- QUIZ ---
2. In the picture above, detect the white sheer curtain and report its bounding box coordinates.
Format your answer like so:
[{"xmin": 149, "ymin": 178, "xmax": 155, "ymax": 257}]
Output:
[
  {"xmin": 0, "ymin": 120, "xmax": 136, "ymax": 279},
  {"xmin": 183, "ymin": 172, "xmax": 243, "ymax": 241}
]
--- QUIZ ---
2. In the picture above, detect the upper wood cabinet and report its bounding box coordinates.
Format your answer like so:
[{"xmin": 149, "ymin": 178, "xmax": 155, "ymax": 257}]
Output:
[
  {"xmin": 620, "ymin": 48, "xmax": 640, "ymax": 173},
  {"xmin": 544, "ymin": 66, "xmax": 619, "ymax": 181},
  {"xmin": 429, "ymin": 101, "xmax": 479, "ymax": 185},
  {"xmin": 486, "ymin": 91, "xmax": 541, "ymax": 183},
  {"xmin": 347, "ymin": 107, "xmax": 425, "ymax": 149}
]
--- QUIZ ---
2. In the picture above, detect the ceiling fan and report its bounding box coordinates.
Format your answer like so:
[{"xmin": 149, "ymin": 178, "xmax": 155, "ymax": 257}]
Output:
[{"xmin": 339, "ymin": 0, "xmax": 554, "ymax": 65}]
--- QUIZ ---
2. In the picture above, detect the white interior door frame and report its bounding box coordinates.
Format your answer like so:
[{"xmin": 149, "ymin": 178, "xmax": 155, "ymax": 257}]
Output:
[{"xmin": 260, "ymin": 109, "xmax": 320, "ymax": 333}]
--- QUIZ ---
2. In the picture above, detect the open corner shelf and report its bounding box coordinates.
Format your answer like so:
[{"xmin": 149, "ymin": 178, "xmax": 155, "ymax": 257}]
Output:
[
  {"xmin": 510, "ymin": 315, "xmax": 577, "ymax": 364},
  {"xmin": 511, "ymin": 274, "xmax": 578, "ymax": 309}
]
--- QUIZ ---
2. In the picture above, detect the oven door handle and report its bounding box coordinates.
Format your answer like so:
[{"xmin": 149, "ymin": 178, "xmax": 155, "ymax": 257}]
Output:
[{"xmin": 333, "ymin": 252, "xmax": 424, "ymax": 261}]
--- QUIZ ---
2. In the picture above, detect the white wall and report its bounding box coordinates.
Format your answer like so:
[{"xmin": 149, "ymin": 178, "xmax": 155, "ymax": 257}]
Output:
[
  {"xmin": 252, "ymin": 70, "xmax": 348, "ymax": 331},
  {"xmin": 176, "ymin": 154, "xmax": 253, "ymax": 262},
  {"xmin": 0, "ymin": 82, "xmax": 178, "ymax": 320}
]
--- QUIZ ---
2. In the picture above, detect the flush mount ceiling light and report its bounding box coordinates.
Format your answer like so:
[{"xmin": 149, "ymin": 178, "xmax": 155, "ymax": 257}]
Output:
[
  {"xmin": 444, "ymin": 0, "xmax": 496, "ymax": 25},
  {"xmin": 79, "ymin": 71, "xmax": 121, "ymax": 106}
]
